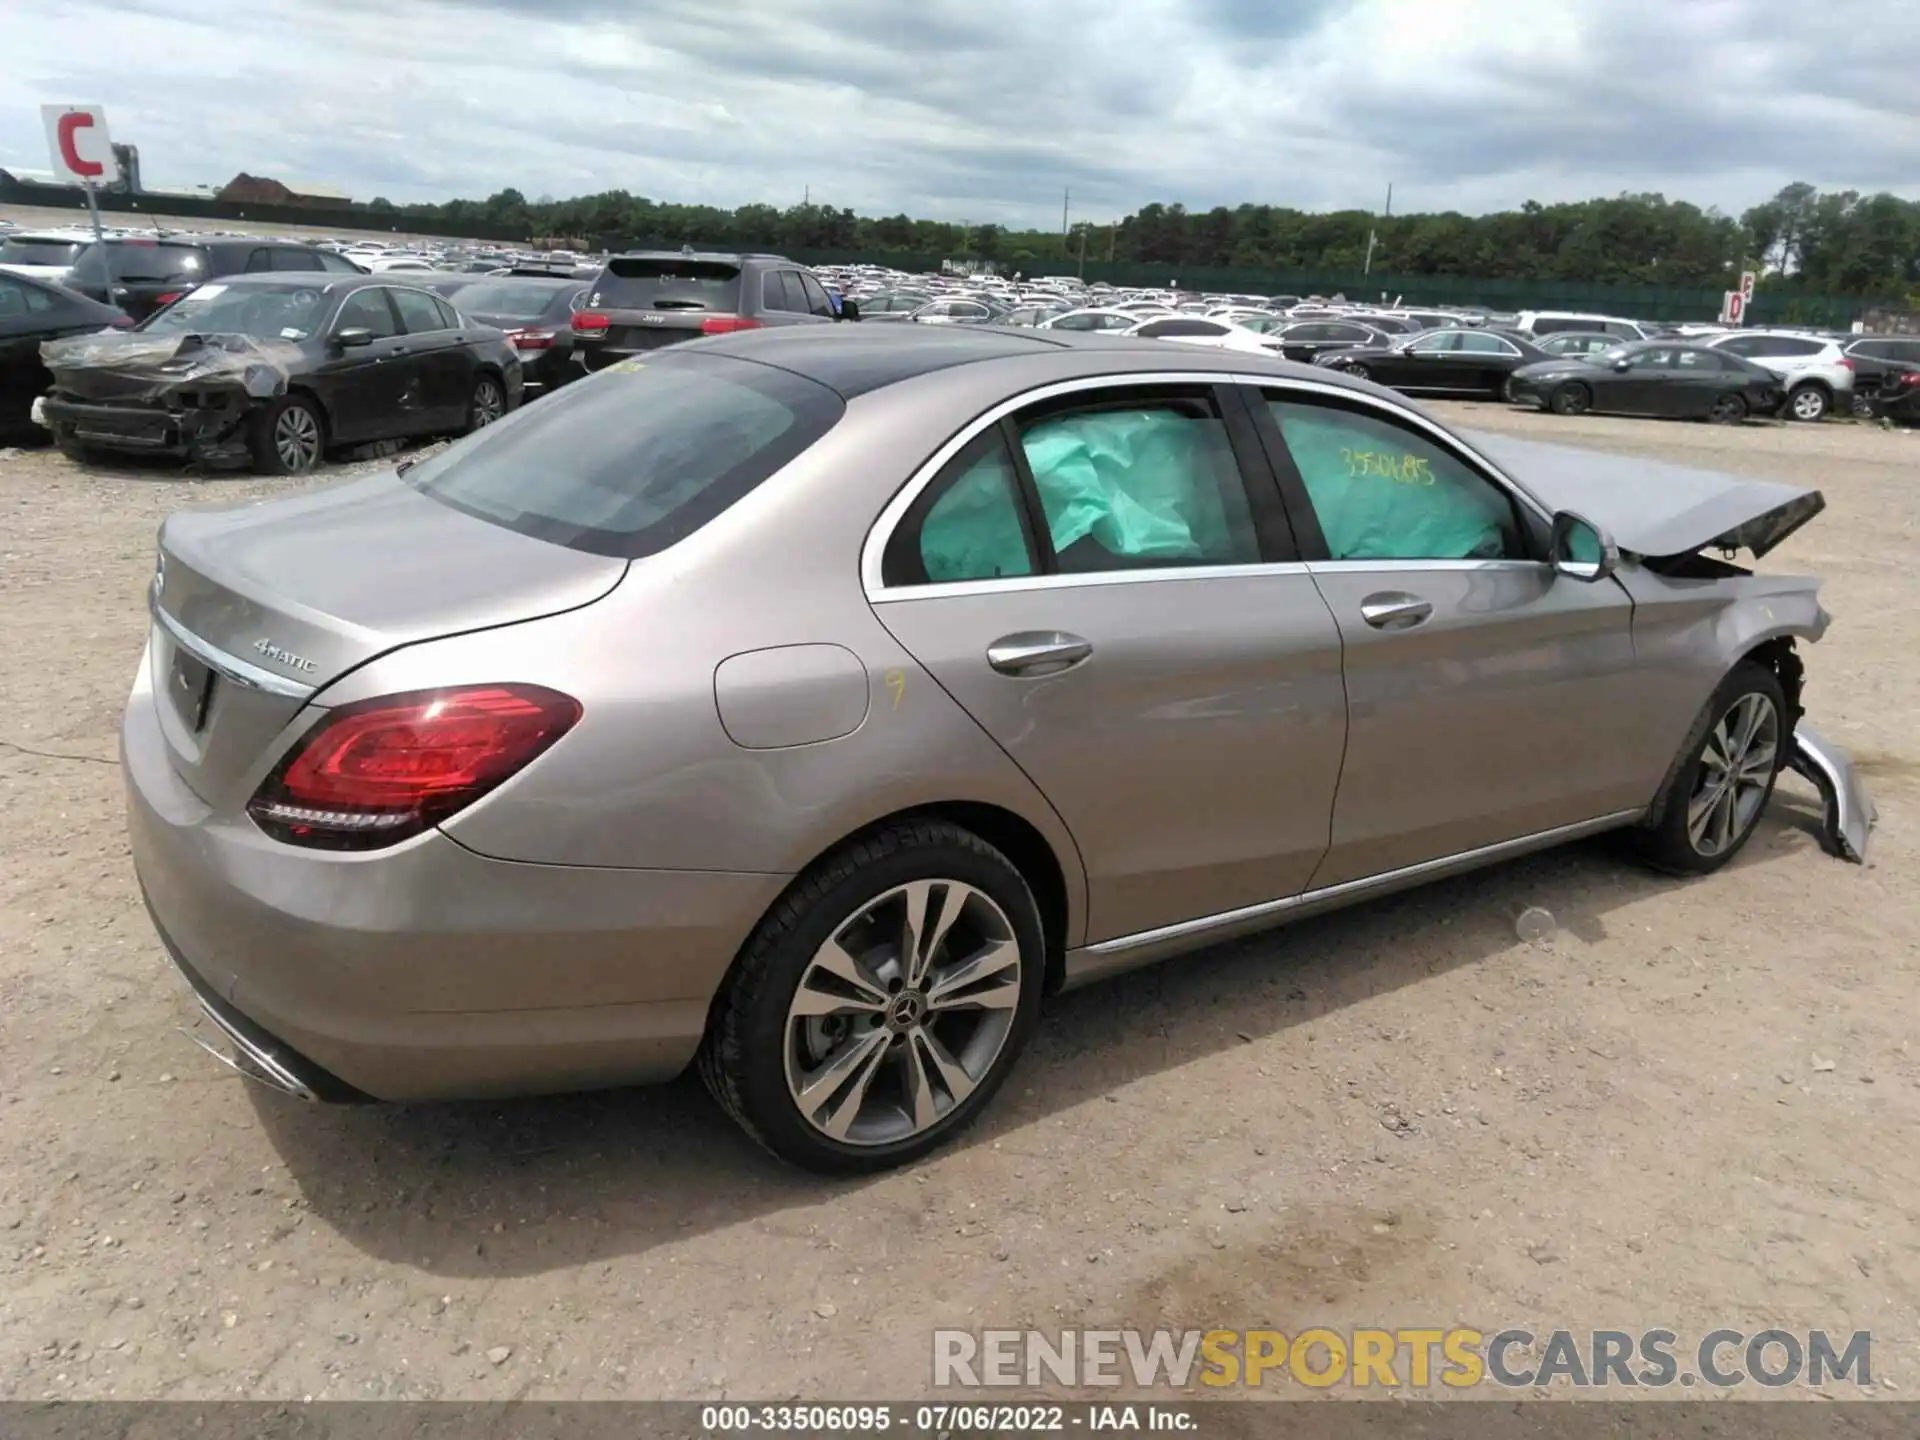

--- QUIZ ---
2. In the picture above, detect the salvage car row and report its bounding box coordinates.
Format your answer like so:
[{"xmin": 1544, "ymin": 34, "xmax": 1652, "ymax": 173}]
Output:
[{"xmin": 6, "ymin": 239, "xmax": 1918, "ymax": 469}]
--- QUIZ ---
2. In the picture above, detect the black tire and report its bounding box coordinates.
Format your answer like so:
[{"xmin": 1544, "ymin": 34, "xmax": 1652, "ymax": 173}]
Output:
[
  {"xmin": 699, "ymin": 818, "xmax": 1046, "ymax": 1174},
  {"xmin": 248, "ymin": 394, "xmax": 326, "ymax": 475},
  {"xmin": 1707, "ymin": 393, "xmax": 1747, "ymax": 425},
  {"xmin": 1851, "ymin": 392, "xmax": 1876, "ymax": 420},
  {"xmin": 1785, "ymin": 383, "xmax": 1830, "ymax": 422},
  {"xmin": 464, "ymin": 372, "xmax": 507, "ymax": 434},
  {"xmin": 1549, "ymin": 382, "xmax": 1591, "ymax": 416},
  {"xmin": 1631, "ymin": 661, "xmax": 1788, "ymax": 876}
]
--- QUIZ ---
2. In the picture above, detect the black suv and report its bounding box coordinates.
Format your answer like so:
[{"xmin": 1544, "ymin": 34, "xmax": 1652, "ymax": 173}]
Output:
[
  {"xmin": 1841, "ymin": 335, "xmax": 1920, "ymax": 416},
  {"xmin": 63, "ymin": 236, "xmax": 365, "ymax": 322},
  {"xmin": 570, "ymin": 250, "xmax": 856, "ymax": 371}
]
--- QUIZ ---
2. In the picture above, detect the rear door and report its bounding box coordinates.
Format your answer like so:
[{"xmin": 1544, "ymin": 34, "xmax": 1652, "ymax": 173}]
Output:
[
  {"xmin": 389, "ymin": 286, "xmax": 471, "ymax": 429},
  {"xmin": 867, "ymin": 380, "xmax": 1349, "ymax": 947},
  {"xmin": 795, "ymin": 272, "xmax": 838, "ymax": 326},
  {"xmin": 1247, "ymin": 387, "xmax": 1644, "ymax": 886},
  {"xmin": 1453, "ymin": 330, "xmax": 1525, "ymax": 394}
]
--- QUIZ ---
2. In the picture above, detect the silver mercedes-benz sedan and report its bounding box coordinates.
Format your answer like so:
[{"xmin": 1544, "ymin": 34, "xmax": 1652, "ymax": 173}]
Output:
[{"xmin": 125, "ymin": 325, "xmax": 1874, "ymax": 1173}]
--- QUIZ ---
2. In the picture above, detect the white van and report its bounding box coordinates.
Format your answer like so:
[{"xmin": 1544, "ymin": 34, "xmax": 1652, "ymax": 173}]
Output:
[{"xmin": 1514, "ymin": 310, "xmax": 1652, "ymax": 342}]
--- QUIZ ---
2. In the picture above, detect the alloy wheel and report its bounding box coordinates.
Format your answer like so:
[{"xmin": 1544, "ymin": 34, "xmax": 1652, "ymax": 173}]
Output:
[
  {"xmin": 783, "ymin": 879, "xmax": 1023, "ymax": 1147},
  {"xmin": 1344, "ymin": 361, "xmax": 1371, "ymax": 381},
  {"xmin": 273, "ymin": 405, "xmax": 321, "ymax": 471},
  {"xmin": 1709, "ymin": 394, "xmax": 1745, "ymax": 425},
  {"xmin": 1685, "ymin": 692, "xmax": 1779, "ymax": 858},
  {"xmin": 472, "ymin": 379, "xmax": 505, "ymax": 428},
  {"xmin": 1789, "ymin": 387, "xmax": 1827, "ymax": 422}
]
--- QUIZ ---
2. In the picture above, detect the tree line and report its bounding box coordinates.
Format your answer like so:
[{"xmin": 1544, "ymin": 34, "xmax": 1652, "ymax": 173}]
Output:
[{"xmin": 362, "ymin": 182, "xmax": 1917, "ymax": 297}]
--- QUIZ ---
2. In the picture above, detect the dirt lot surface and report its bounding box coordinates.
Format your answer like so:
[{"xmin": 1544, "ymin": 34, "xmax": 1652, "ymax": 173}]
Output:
[{"xmin": 0, "ymin": 404, "xmax": 1914, "ymax": 1403}]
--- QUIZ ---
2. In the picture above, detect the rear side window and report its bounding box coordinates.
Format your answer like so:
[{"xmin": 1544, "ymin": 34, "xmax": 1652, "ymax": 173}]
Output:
[
  {"xmin": 1016, "ymin": 398, "xmax": 1260, "ymax": 573},
  {"xmin": 590, "ymin": 257, "xmax": 742, "ymax": 311},
  {"xmin": 0, "ymin": 238, "xmax": 85, "ymax": 266},
  {"xmin": 1746, "ymin": 336, "xmax": 1823, "ymax": 357},
  {"xmin": 272, "ymin": 248, "xmax": 325, "ymax": 272},
  {"xmin": 1603, "ymin": 321, "xmax": 1640, "ymax": 339},
  {"xmin": 886, "ymin": 429, "xmax": 1037, "ymax": 585},
  {"xmin": 391, "ymin": 288, "xmax": 448, "ymax": 333},
  {"xmin": 402, "ymin": 352, "xmax": 845, "ymax": 559}
]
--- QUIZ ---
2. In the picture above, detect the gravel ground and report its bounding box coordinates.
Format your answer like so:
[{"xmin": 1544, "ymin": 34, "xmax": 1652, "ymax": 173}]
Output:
[{"xmin": 0, "ymin": 404, "xmax": 1914, "ymax": 1403}]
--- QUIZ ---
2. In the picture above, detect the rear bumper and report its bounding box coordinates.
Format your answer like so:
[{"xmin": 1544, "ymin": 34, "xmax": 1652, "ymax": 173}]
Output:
[{"xmin": 122, "ymin": 652, "xmax": 789, "ymax": 1102}]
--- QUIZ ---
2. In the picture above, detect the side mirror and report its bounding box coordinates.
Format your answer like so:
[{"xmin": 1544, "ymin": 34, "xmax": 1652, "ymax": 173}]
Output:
[
  {"xmin": 838, "ymin": 298, "xmax": 860, "ymax": 322},
  {"xmin": 1612, "ymin": 357, "xmax": 1632, "ymax": 372},
  {"xmin": 332, "ymin": 327, "xmax": 374, "ymax": 349},
  {"xmin": 1550, "ymin": 510, "xmax": 1619, "ymax": 582}
]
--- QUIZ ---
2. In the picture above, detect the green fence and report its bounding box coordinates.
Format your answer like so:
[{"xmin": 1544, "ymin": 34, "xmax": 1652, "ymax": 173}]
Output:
[{"xmin": 4, "ymin": 180, "xmax": 1886, "ymax": 327}]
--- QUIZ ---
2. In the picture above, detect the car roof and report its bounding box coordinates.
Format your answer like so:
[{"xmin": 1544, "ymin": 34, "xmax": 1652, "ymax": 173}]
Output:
[
  {"xmin": 611, "ymin": 249, "xmax": 789, "ymax": 265},
  {"xmin": 693, "ymin": 323, "xmax": 1382, "ymax": 400}
]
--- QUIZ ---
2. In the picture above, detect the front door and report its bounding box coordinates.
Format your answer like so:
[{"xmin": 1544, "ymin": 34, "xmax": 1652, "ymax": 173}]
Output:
[
  {"xmin": 868, "ymin": 382, "xmax": 1349, "ymax": 946},
  {"xmin": 315, "ymin": 286, "xmax": 420, "ymax": 444},
  {"xmin": 1249, "ymin": 385, "xmax": 1643, "ymax": 887}
]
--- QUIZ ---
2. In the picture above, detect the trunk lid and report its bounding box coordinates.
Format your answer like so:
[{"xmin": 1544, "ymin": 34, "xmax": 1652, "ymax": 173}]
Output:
[
  {"xmin": 1463, "ymin": 431, "xmax": 1826, "ymax": 559},
  {"xmin": 148, "ymin": 472, "xmax": 626, "ymax": 806}
]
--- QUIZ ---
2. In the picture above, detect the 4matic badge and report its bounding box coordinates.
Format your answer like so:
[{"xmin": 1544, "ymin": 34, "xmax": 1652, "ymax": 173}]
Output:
[{"xmin": 253, "ymin": 639, "xmax": 317, "ymax": 673}]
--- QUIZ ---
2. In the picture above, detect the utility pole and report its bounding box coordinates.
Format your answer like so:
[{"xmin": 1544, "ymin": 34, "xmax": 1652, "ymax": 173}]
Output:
[
  {"xmin": 803, "ymin": 185, "xmax": 809, "ymax": 206},
  {"xmin": 1362, "ymin": 181, "xmax": 1392, "ymax": 277},
  {"xmin": 1062, "ymin": 188, "xmax": 1070, "ymax": 238},
  {"xmin": 1108, "ymin": 221, "xmax": 1116, "ymax": 262}
]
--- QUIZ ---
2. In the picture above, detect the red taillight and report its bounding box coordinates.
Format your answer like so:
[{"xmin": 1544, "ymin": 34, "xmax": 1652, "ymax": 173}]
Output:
[
  {"xmin": 506, "ymin": 328, "xmax": 555, "ymax": 350},
  {"xmin": 1838, "ymin": 357, "xmax": 1854, "ymax": 370},
  {"xmin": 248, "ymin": 685, "xmax": 582, "ymax": 850},
  {"xmin": 1895, "ymin": 371, "xmax": 1920, "ymax": 389},
  {"xmin": 700, "ymin": 315, "xmax": 763, "ymax": 334},
  {"xmin": 153, "ymin": 291, "xmax": 184, "ymax": 306},
  {"xmin": 570, "ymin": 310, "xmax": 610, "ymax": 334},
  {"xmin": 110, "ymin": 315, "xmax": 134, "ymax": 328}
]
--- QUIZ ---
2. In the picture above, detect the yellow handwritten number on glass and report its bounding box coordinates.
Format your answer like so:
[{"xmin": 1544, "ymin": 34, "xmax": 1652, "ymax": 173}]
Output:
[{"xmin": 885, "ymin": 671, "xmax": 906, "ymax": 709}]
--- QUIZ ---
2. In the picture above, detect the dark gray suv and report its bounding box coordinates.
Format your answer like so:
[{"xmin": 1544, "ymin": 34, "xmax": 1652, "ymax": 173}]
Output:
[{"xmin": 570, "ymin": 250, "xmax": 856, "ymax": 370}]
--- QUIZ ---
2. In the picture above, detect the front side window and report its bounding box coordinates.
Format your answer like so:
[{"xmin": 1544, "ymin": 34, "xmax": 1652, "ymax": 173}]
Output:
[
  {"xmin": 335, "ymin": 287, "xmax": 401, "ymax": 338},
  {"xmin": 0, "ymin": 277, "xmax": 28, "ymax": 320},
  {"xmin": 1267, "ymin": 397, "xmax": 1524, "ymax": 562},
  {"xmin": 1673, "ymin": 349, "xmax": 1722, "ymax": 370},
  {"xmin": 1407, "ymin": 331, "xmax": 1460, "ymax": 353},
  {"xmin": 1016, "ymin": 397, "xmax": 1260, "ymax": 573},
  {"xmin": 799, "ymin": 273, "xmax": 835, "ymax": 317}
]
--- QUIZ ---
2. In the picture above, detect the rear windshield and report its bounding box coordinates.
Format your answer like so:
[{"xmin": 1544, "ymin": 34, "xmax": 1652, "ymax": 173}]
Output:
[
  {"xmin": 89, "ymin": 242, "xmax": 212, "ymax": 283},
  {"xmin": 0, "ymin": 238, "xmax": 85, "ymax": 266},
  {"xmin": 588, "ymin": 257, "xmax": 742, "ymax": 311},
  {"xmin": 402, "ymin": 352, "xmax": 845, "ymax": 559},
  {"xmin": 451, "ymin": 280, "xmax": 568, "ymax": 321}
]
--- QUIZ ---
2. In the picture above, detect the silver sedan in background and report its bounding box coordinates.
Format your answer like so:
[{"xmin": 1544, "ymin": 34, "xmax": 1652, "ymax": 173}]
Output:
[{"xmin": 126, "ymin": 327, "xmax": 1872, "ymax": 1172}]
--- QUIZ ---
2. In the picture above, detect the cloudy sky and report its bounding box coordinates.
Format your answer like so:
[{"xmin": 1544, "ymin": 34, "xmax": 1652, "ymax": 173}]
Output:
[{"xmin": 4, "ymin": 0, "xmax": 1916, "ymax": 225}]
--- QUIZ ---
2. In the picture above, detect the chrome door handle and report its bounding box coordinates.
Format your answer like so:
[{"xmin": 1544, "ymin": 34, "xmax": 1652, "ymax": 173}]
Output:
[
  {"xmin": 986, "ymin": 631, "xmax": 1093, "ymax": 676},
  {"xmin": 1359, "ymin": 592, "xmax": 1433, "ymax": 630}
]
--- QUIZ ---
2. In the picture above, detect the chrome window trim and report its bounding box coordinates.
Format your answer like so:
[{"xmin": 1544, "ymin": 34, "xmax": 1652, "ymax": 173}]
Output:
[
  {"xmin": 149, "ymin": 597, "xmax": 318, "ymax": 702},
  {"xmin": 860, "ymin": 369, "xmax": 1554, "ymax": 599}
]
